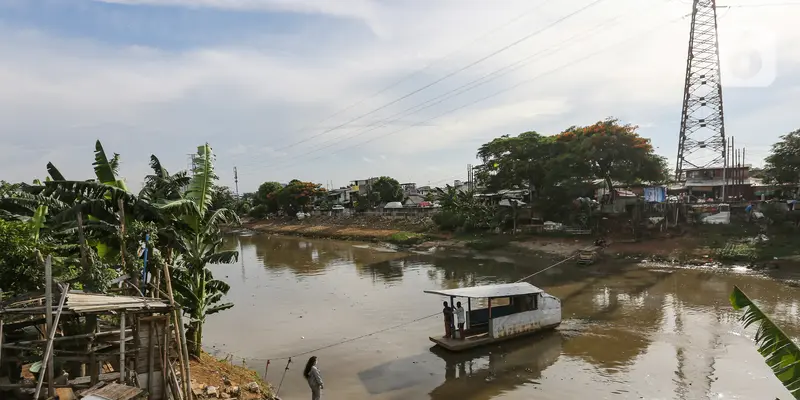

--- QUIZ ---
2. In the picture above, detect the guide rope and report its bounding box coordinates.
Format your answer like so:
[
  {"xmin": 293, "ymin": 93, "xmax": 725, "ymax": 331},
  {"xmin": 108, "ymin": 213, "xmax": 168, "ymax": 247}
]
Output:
[{"xmin": 209, "ymin": 253, "xmax": 578, "ymax": 376}]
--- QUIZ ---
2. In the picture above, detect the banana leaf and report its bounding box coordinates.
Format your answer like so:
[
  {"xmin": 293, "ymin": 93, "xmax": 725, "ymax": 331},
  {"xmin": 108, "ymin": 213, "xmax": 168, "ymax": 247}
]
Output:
[{"xmin": 730, "ymin": 285, "xmax": 800, "ymax": 398}]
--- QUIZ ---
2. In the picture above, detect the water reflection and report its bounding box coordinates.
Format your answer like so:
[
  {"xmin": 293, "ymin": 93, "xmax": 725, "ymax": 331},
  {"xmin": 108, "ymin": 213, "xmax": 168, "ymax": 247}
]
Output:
[
  {"xmin": 427, "ymin": 332, "xmax": 562, "ymax": 399},
  {"xmin": 205, "ymin": 234, "xmax": 800, "ymax": 400}
]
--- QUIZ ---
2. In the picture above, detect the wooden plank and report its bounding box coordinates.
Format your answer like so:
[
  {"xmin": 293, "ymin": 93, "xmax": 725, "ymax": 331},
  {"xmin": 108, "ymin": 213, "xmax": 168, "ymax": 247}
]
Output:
[
  {"xmin": 55, "ymin": 387, "xmax": 76, "ymax": 400},
  {"xmin": 85, "ymin": 382, "xmax": 144, "ymax": 400},
  {"xmin": 69, "ymin": 372, "xmax": 121, "ymax": 386}
]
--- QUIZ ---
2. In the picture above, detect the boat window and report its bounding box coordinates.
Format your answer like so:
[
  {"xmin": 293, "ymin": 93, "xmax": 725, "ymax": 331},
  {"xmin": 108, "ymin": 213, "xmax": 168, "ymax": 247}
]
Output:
[
  {"xmin": 489, "ymin": 297, "xmax": 510, "ymax": 307},
  {"xmin": 514, "ymin": 294, "xmax": 538, "ymax": 312}
]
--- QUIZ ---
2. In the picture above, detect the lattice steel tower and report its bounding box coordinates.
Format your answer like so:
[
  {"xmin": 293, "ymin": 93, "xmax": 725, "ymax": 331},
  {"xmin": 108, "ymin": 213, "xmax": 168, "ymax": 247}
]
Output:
[{"xmin": 676, "ymin": 0, "xmax": 727, "ymax": 180}]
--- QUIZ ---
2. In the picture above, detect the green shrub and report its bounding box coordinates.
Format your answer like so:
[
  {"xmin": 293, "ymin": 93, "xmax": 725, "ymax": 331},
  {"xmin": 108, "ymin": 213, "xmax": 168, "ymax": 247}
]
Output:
[
  {"xmin": 248, "ymin": 204, "xmax": 270, "ymax": 219},
  {"xmin": 433, "ymin": 210, "xmax": 466, "ymax": 231}
]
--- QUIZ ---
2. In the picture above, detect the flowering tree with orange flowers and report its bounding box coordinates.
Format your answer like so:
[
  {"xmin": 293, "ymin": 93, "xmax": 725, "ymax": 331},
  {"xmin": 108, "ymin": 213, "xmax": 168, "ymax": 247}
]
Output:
[
  {"xmin": 276, "ymin": 179, "xmax": 327, "ymax": 215},
  {"xmin": 555, "ymin": 118, "xmax": 668, "ymax": 198}
]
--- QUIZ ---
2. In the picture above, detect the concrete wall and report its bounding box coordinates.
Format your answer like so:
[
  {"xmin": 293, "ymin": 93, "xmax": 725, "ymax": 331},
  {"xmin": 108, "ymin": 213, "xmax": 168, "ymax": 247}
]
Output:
[{"xmin": 490, "ymin": 295, "xmax": 561, "ymax": 339}]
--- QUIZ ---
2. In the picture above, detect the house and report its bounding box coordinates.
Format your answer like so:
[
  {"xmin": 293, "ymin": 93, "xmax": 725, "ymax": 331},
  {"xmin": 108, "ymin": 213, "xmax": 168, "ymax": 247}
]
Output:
[
  {"xmin": 328, "ymin": 187, "xmax": 352, "ymax": 205},
  {"xmin": 681, "ymin": 165, "xmax": 754, "ymax": 199},
  {"xmin": 351, "ymin": 178, "xmax": 377, "ymax": 196},
  {"xmin": 417, "ymin": 185, "xmax": 433, "ymax": 197},
  {"xmin": 403, "ymin": 193, "xmax": 427, "ymax": 207},
  {"xmin": 401, "ymin": 182, "xmax": 417, "ymax": 194}
]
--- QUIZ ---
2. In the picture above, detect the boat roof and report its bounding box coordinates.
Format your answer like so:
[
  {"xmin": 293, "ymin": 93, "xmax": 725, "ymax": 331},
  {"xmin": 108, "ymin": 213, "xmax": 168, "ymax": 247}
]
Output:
[{"xmin": 423, "ymin": 282, "xmax": 544, "ymax": 299}]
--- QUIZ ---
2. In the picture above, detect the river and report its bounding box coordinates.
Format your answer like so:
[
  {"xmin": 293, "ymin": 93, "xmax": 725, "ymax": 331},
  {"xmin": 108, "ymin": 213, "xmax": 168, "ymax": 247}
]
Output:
[{"xmin": 204, "ymin": 234, "xmax": 800, "ymax": 400}]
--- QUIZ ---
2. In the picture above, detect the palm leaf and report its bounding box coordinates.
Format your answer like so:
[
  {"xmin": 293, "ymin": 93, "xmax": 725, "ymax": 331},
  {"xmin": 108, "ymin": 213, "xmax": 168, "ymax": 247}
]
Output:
[
  {"xmin": 149, "ymin": 155, "xmax": 169, "ymax": 179},
  {"xmin": 730, "ymin": 285, "xmax": 800, "ymax": 398},
  {"xmin": 203, "ymin": 250, "xmax": 239, "ymax": 265},
  {"xmin": 47, "ymin": 162, "xmax": 66, "ymax": 181},
  {"xmin": 93, "ymin": 140, "xmax": 117, "ymax": 185},
  {"xmin": 206, "ymin": 302, "xmax": 234, "ymax": 315},
  {"xmin": 30, "ymin": 204, "xmax": 48, "ymax": 242},
  {"xmin": 185, "ymin": 143, "xmax": 215, "ymax": 218}
]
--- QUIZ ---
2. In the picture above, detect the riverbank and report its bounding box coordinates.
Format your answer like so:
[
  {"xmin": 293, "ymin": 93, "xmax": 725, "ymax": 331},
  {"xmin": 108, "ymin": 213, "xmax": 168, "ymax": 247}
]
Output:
[
  {"xmin": 190, "ymin": 352, "xmax": 274, "ymax": 399},
  {"xmin": 235, "ymin": 216, "xmax": 800, "ymax": 266}
]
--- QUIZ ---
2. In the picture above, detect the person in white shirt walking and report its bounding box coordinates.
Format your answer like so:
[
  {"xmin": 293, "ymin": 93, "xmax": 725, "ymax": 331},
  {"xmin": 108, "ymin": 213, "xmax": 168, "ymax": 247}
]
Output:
[
  {"xmin": 455, "ymin": 301, "xmax": 466, "ymax": 340},
  {"xmin": 303, "ymin": 356, "xmax": 324, "ymax": 400}
]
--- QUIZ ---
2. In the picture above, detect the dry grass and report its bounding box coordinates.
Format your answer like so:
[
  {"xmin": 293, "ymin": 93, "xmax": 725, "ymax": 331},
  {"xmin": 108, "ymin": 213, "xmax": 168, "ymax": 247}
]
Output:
[{"xmin": 190, "ymin": 352, "xmax": 274, "ymax": 399}]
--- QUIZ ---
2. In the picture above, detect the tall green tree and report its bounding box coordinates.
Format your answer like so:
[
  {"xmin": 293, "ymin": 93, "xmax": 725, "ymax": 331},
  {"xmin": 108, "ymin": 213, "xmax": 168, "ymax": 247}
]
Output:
[
  {"xmin": 161, "ymin": 143, "xmax": 239, "ymax": 357},
  {"xmin": 764, "ymin": 129, "xmax": 800, "ymax": 187},
  {"xmin": 730, "ymin": 286, "xmax": 800, "ymax": 398},
  {"xmin": 372, "ymin": 176, "xmax": 403, "ymax": 203},
  {"xmin": 254, "ymin": 181, "xmax": 282, "ymax": 213}
]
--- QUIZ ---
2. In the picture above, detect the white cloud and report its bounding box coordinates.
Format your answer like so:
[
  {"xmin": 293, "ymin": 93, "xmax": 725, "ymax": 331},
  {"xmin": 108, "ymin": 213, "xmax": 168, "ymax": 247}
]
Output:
[{"xmin": 1, "ymin": 0, "xmax": 799, "ymax": 191}]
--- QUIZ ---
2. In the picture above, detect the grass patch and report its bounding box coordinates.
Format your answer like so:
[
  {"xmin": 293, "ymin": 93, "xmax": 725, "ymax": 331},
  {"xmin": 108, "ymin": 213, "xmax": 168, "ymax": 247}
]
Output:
[{"xmin": 387, "ymin": 231, "xmax": 427, "ymax": 245}]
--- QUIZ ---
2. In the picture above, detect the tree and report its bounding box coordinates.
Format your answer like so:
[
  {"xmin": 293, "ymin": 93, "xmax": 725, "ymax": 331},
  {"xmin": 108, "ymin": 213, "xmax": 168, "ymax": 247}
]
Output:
[
  {"xmin": 556, "ymin": 118, "xmax": 667, "ymax": 196},
  {"xmin": 0, "ymin": 220, "xmax": 49, "ymax": 296},
  {"xmin": 476, "ymin": 131, "xmax": 558, "ymax": 195},
  {"xmin": 730, "ymin": 286, "xmax": 800, "ymax": 398},
  {"xmin": 255, "ymin": 181, "xmax": 282, "ymax": 213},
  {"xmin": 276, "ymin": 180, "xmax": 326, "ymax": 215},
  {"xmin": 139, "ymin": 155, "xmax": 190, "ymax": 203},
  {"xmin": 764, "ymin": 129, "xmax": 800, "ymax": 186},
  {"xmin": 209, "ymin": 185, "xmax": 236, "ymax": 212},
  {"xmin": 161, "ymin": 143, "xmax": 239, "ymax": 357},
  {"xmin": 372, "ymin": 176, "xmax": 403, "ymax": 203}
]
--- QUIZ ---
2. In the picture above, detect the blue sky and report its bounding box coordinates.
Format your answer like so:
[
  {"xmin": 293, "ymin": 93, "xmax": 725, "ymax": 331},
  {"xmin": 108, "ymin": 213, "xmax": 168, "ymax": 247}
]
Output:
[{"xmin": 1, "ymin": 0, "xmax": 798, "ymax": 192}]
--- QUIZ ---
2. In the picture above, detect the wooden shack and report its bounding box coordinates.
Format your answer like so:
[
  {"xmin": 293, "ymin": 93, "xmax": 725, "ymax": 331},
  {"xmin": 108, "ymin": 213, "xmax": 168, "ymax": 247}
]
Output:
[{"xmin": 0, "ymin": 288, "xmax": 174, "ymax": 399}]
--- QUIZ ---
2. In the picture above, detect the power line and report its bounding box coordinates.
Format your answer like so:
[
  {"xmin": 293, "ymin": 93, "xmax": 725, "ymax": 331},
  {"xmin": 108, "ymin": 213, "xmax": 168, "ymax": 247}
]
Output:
[
  {"xmin": 238, "ymin": 0, "xmax": 640, "ymax": 171},
  {"xmin": 257, "ymin": 14, "xmax": 688, "ymax": 175},
  {"xmin": 267, "ymin": 0, "xmax": 555, "ymax": 153},
  {"xmin": 240, "ymin": 0, "xmax": 606, "ymax": 163}
]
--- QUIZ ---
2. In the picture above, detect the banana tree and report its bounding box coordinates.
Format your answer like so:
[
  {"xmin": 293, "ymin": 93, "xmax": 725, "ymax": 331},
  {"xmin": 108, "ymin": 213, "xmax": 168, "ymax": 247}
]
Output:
[
  {"xmin": 140, "ymin": 155, "xmax": 191, "ymax": 203},
  {"xmin": 730, "ymin": 286, "xmax": 800, "ymax": 398},
  {"xmin": 161, "ymin": 143, "xmax": 239, "ymax": 356}
]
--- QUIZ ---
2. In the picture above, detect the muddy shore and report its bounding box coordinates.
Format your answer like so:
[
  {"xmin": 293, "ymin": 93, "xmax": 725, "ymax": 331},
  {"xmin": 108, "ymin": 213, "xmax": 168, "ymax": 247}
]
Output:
[{"xmin": 232, "ymin": 216, "xmax": 800, "ymax": 267}]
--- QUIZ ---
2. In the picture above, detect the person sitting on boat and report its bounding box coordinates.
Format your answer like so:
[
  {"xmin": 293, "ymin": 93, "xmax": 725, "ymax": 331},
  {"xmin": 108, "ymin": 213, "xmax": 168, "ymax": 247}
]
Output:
[
  {"xmin": 455, "ymin": 301, "xmax": 466, "ymax": 340},
  {"xmin": 442, "ymin": 301, "xmax": 454, "ymax": 339}
]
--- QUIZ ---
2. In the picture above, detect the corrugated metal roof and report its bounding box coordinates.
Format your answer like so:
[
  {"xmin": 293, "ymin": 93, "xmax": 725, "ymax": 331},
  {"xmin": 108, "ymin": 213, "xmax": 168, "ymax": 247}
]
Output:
[{"xmin": 423, "ymin": 282, "xmax": 544, "ymax": 299}]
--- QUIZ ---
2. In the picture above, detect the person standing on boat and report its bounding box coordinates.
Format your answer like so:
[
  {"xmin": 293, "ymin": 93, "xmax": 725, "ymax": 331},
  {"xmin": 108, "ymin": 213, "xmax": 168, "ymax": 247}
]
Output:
[
  {"xmin": 455, "ymin": 301, "xmax": 466, "ymax": 340},
  {"xmin": 303, "ymin": 356, "xmax": 324, "ymax": 400},
  {"xmin": 442, "ymin": 301, "xmax": 454, "ymax": 338}
]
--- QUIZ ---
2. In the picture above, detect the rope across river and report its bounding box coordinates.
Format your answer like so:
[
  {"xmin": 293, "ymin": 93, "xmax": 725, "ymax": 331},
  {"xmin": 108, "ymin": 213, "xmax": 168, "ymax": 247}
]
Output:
[{"xmin": 209, "ymin": 252, "xmax": 578, "ymax": 381}]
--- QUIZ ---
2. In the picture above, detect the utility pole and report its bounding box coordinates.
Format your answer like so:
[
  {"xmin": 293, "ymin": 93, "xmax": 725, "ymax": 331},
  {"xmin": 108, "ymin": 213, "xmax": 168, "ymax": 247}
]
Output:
[
  {"xmin": 233, "ymin": 167, "xmax": 239, "ymax": 199},
  {"xmin": 676, "ymin": 0, "xmax": 727, "ymax": 188}
]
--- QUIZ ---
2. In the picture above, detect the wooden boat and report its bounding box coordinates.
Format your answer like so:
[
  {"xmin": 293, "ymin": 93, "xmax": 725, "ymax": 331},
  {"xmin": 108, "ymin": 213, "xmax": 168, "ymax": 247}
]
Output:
[
  {"xmin": 424, "ymin": 282, "xmax": 561, "ymax": 352},
  {"xmin": 577, "ymin": 245, "xmax": 604, "ymax": 265}
]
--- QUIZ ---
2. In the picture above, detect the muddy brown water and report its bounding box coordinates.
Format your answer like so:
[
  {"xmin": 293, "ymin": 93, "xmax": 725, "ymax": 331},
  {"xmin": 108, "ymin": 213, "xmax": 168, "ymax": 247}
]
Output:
[{"xmin": 204, "ymin": 234, "xmax": 800, "ymax": 400}]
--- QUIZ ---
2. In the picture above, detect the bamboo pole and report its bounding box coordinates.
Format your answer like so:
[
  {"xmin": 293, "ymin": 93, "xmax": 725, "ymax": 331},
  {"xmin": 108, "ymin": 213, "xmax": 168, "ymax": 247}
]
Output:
[
  {"xmin": 118, "ymin": 198, "xmax": 128, "ymax": 292},
  {"xmin": 76, "ymin": 213, "xmax": 90, "ymax": 278},
  {"xmin": 148, "ymin": 320, "xmax": 155, "ymax": 396},
  {"xmin": 45, "ymin": 256, "xmax": 54, "ymax": 398},
  {"xmin": 0, "ymin": 315, "xmax": 4, "ymax": 368},
  {"xmin": 119, "ymin": 313, "xmax": 126, "ymax": 384},
  {"xmin": 162, "ymin": 259, "xmax": 192, "ymax": 400},
  {"xmin": 33, "ymin": 283, "xmax": 69, "ymax": 400}
]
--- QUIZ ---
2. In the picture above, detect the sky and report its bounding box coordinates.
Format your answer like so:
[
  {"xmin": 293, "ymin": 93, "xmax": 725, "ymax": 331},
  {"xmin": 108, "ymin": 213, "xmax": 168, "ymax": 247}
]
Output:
[{"xmin": 0, "ymin": 0, "xmax": 798, "ymax": 193}]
